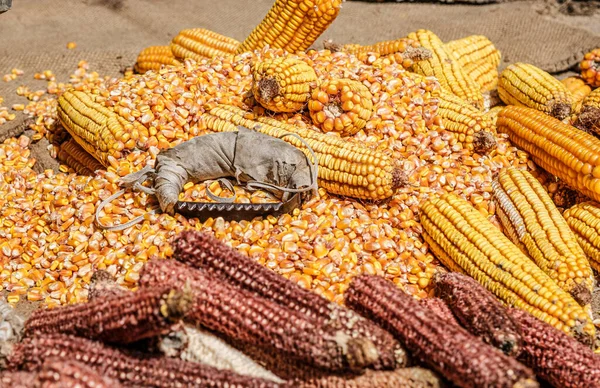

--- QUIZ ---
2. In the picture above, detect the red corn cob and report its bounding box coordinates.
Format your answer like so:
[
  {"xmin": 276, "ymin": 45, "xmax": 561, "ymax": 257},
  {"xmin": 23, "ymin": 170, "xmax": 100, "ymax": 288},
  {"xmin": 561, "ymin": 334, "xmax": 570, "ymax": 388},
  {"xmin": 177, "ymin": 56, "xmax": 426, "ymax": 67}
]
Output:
[
  {"xmin": 172, "ymin": 230, "xmax": 406, "ymax": 369},
  {"xmin": 418, "ymin": 297, "xmax": 459, "ymax": 326},
  {"xmin": 23, "ymin": 286, "xmax": 190, "ymax": 344},
  {"xmin": 140, "ymin": 259, "xmax": 379, "ymax": 372},
  {"xmin": 294, "ymin": 367, "xmax": 443, "ymax": 388},
  {"xmin": 0, "ymin": 371, "xmax": 36, "ymax": 388},
  {"xmin": 507, "ymin": 307, "xmax": 600, "ymax": 388},
  {"xmin": 433, "ymin": 272, "xmax": 523, "ymax": 357},
  {"xmin": 345, "ymin": 275, "xmax": 538, "ymax": 388},
  {"xmin": 8, "ymin": 334, "xmax": 281, "ymax": 388},
  {"xmin": 36, "ymin": 359, "xmax": 120, "ymax": 388}
]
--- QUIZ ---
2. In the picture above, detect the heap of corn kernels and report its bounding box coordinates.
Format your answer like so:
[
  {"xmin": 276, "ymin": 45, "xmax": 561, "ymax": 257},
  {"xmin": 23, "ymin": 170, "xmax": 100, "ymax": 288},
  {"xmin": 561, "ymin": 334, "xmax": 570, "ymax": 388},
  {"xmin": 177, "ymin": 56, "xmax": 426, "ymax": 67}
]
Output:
[{"xmin": 0, "ymin": 47, "xmax": 552, "ymax": 308}]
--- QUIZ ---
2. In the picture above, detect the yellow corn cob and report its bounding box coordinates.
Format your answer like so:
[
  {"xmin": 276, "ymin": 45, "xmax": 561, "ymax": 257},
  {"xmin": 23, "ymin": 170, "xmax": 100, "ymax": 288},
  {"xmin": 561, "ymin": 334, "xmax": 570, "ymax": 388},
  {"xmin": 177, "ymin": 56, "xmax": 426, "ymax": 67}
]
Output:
[
  {"xmin": 444, "ymin": 35, "xmax": 501, "ymax": 69},
  {"xmin": 492, "ymin": 167, "xmax": 594, "ymax": 306},
  {"xmin": 252, "ymin": 57, "xmax": 318, "ymax": 113},
  {"xmin": 408, "ymin": 30, "xmax": 484, "ymax": 109},
  {"xmin": 420, "ymin": 193, "xmax": 596, "ymax": 345},
  {"xmin": 463, "ymin": 61, "xmax": 498, "ymax": 93},
  {"xmin": 497, "ymin": 106, "xmax": 600, "ymax": 203},
  {"xmin": 57, "ymin": 138, "xmax": 104, "ymax": 176},
  {"xmin": 483, "ymin": 105, "xmax": 504, "ymax": 127},
  {"xmin": 443, "ymin": 36, "xmax": 501, "ymax": 93},
  {"xmin": 563, "ymin": 201, "xmax": 600, "ymax": 272},
  {"xmin": 201, "ymin": 104, "xmax": 404, "ymax": 200},
  {"xmin": 237, "ymin": 0, "xmax": 343, "ymax": 54},
  {"xmin": 435, "ymin": 91, "xmax": 496, "ymax": 153},
  {"xmin": 498, "ymin": 63, "xmax": 574, "ymax": 120},
  {"xmin": 561, "ymin": 77, "xmax": 591, "ymax": 114},
  {"xmin": 308, "ymin": 79, "xmax": 373, "ymax": 136},
  {"xmin": 573, "ymin": 88, "xmax": 600, "ymax": 135},
  {"xmin": 170, "ymin": 28, "xmax": 240, "ymax": 62},
  {"xmin": 134, "ymin": 46, "xmax": 181, "ymax": 74},
  {"xmin": 337, "ymin": 38, "xmax": 432, "ymax": 70},
  {"xmin": 57, "ymin": 90, "xmax": 148, "ymax": 165}
]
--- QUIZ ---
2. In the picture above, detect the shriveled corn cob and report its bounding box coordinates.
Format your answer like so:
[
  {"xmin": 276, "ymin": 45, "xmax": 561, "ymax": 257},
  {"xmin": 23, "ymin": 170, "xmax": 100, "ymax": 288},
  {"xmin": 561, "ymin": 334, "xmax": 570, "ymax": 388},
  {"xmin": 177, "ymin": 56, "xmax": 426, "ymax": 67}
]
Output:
[
  {"xmin": 57, "ymin": 90, "xmax": 148, "ymax": 165},
  {"xmin": 508, "ymin": 308, "xmax": 600, "ymax": 388},
  {"xmin": 492, "ymin": 167, "xmax": 594, "ymax": 305},
  {"xmin": 295, "ymin": 368, "xmax": 443, "ymax": 388},
  {"xmin": 434, "ymin": 272, "xmax": 523, "ymax": 357},
  {"xmin": 418, "ymin": 297, "xmax": 459, "ymax": 326},
  {"xmin": 443, "ymin": 35, "xmax": 501, "ymax": 69},
  {"xmin": 574, "ymin": 87, "xmax": 600, "ymax": 135},
  {"xmin": 252, "ymin": 57, "xmax": 318, "ymax": 113},
  {"xmin": 345, "ymin": 275, "xmax": 539, "ymax": 388},
  {"xmin": 23, "ymin": 287, "xmax": 190, "ymax": 344},
  {"xmin": 408, "ymin": 29, "xmax": 484, "ymax": 109},
  {"xmin": 57, "ymin": 138, "xmax": 104, "ymax": 175},
  {"xmin": 178, "ymin": 326, "xmax": 285, "ymax": 383},
  {"xmin": 561, "ymin": 76, "xmax": 591, "ymax": 113},
  {"xmin": 498, "ymin": 63, "xmax": 574, "ymax": 120},
  {"xmin": 563, "ymin": 201, "xmax": 600, "ymax": 272},
  {"xmin": 497, "ymin": 106, "xmax": 600, "ymax": 203},
  {"xmin": 172, "ymin": 230, "xmax": 407, "ymax": 370},
  {"xmin": 201, "ymin": 104, "xmax": 405, "ymax": 200},
  {"xmin": 308, "ymin": 78, "xmax": 373, "ymax": 136},
  {"xmin": 9, "ymin": 334, "xmax": 279, "ymax": 388},
  {"xmin": 133, "ymin": 45, "xmax": 180, "ymax": 74},
  {"xmin": 140, "ymin": 259, "xmax": 380, "ymax": 372},
  {"xmin": 580, "ymin": 48, "xmax": 600, "ymax": 88},
  {"xmin": 434, "ymin": 91, "xmax": 496, "ymax": 153},
  {"xmin": 170, "ymin": 28, "xmax": 239, "ymax": 62},
  {"xmin": 420, "ymin": 193, "xmax": 596, "ymax": 345},
  {"xmin": 237, "ymin": 0, "xmax": 343, "ymax": 54}
]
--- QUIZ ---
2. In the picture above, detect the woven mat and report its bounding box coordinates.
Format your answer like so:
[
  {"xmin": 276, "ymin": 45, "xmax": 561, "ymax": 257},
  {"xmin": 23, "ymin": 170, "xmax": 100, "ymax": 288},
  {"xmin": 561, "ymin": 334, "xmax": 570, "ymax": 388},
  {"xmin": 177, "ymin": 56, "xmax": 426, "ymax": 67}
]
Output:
[{"xmin": 1, "ymin": 0, "xmax": 600, "ymax": 151}]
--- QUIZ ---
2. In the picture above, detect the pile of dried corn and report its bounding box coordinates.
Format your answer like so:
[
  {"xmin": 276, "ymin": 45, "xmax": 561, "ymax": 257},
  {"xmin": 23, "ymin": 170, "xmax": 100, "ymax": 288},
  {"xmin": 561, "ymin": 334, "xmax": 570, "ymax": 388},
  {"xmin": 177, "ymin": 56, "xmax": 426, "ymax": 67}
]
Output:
[{"xmin": 1, "ymin": 0, "xmax": 600, "ymax": 382}]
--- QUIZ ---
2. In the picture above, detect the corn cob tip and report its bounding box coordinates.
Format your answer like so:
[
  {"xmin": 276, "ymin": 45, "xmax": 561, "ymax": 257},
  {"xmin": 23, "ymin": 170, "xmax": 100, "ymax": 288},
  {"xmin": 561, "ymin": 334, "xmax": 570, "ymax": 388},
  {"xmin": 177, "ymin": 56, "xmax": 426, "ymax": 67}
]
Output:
[
  {"xmin": 571, "ymin": 281, "xmax": 593, "ymax": 306},
  {"xmin": 323, "ymin": 39, "xmax": 342, "ymax": 53},
  {"xmin": 403, "ymin": 46, "xmax": 432, "ymax": 62},
  {"xmin": 497, "ymin": 332, "xmax": 522, "ymax": 357},
  {"xmin": 160, "ymin": 288, "xmax": 193, "ymax": 321},
  {"xmin": 340, "ymin": 334, "xmax": 380, "ymax": 370},
  {"xmin": 550, "ymin": 101, "xmax": 572, "ymax": 121},
  {"xmin": 574, "ymin": 107, "xmax": 600, "ymax": 134},
  {"xmin": 257, "ymin": 76, "xmax": 281, "ymax": 104},
  {"xmin": 392, "ymin": 168, "xmax": 409, "ymax": 190},
  {"xmin": 473, "ymin": 129, "xmax": 497, "ymax": 153},
  {"xmin": 552, "ymin": 185, "xmax": 580, "ymax": 209}
]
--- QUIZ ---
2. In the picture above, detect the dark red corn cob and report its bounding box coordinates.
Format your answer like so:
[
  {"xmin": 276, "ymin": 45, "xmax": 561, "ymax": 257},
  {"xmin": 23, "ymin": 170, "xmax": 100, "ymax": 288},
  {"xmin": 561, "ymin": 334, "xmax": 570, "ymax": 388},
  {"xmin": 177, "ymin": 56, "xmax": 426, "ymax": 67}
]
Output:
[
  {"xmin": 23, "ymin": 286, "xmax": 190, "ymax": 344},
  {"xmin": 172, "ymin": 230, "xmax": 406, "ymax": 369},
  {"xmin": 508, "ymin": 307, "xmax": 600, "ymax": 388},
  {"xmin": 345, "ymin": 275, "xmax": 539, "ymax": 388},
  {"xmin": 140, "ymin": 259, "xmax": 379, "ymax": 372},
  {"xmin": 0, "ymin": 371, "xmax": 36, "ymax": 388},
  {"xmin": 433, "ymin": 272, "xmax": 523, "ymax": 357},
  {"xmin": 8, "ymin": 334, "xmax": 281, "ymax": 388},
  {"xmin": 36, "ymin": 359, "xmax": 121, "ymax": 388},
  {"xmin": 294, "ymin": 367, "xmax": 443, "ymax": 388},
  {"xmin": 418, "ymin": 297, "xmax": 459, "ymax": 326}
]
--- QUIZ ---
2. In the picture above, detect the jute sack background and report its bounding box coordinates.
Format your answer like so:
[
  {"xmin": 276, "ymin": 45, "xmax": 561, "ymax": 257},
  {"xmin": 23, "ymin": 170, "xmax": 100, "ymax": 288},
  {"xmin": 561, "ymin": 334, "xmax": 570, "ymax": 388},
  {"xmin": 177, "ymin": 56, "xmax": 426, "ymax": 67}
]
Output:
[{"xmin": 0, "ymin": 0, "xmax": 599, "ymax": 169}]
